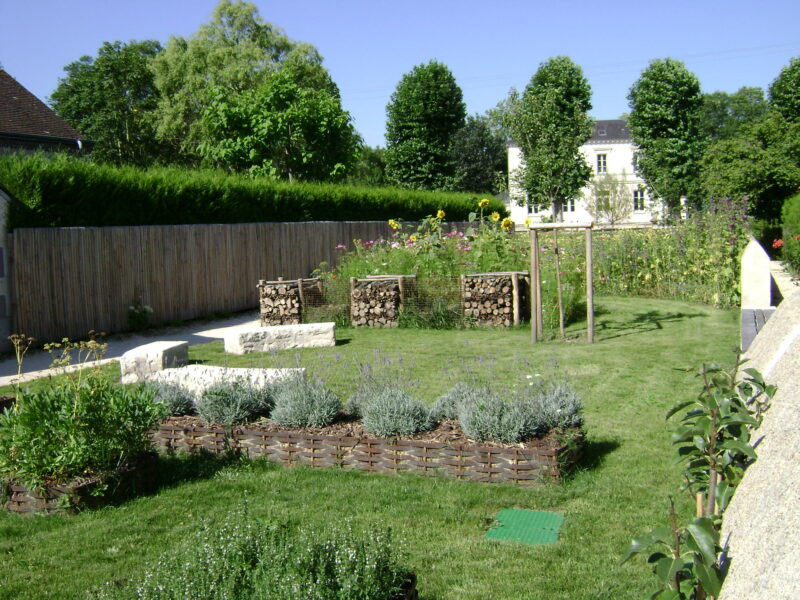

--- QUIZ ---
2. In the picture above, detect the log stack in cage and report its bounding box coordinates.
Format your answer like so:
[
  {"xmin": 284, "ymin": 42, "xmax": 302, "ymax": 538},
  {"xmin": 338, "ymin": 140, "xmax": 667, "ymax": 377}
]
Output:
[
  {"xmin": 257, "ymin": 277, "xmax": 323, "ymax": 326},
  {"xmin": 350, "ymin": 275, "xmax": 415, "ymax": 327},
  {"xmin": 460, "ymin": 271, "xmax": 529, "ymax": 327}
]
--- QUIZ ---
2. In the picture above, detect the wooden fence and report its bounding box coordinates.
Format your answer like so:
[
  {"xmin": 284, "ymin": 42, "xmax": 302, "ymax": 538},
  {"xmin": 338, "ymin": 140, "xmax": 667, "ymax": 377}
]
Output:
[{"xmin": 9, "ymin": 221, "xmax": 392, "ymax": 342}]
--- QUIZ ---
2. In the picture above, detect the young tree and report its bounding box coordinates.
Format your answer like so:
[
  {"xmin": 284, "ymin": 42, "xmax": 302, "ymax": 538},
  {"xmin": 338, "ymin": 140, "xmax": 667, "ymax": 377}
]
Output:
[
  {"xmin": 151, "ymin": 0, "xmax": 312, "ymax": 161},
  {"xmin": 586, "ymin": 173, "xmax": 634, "ymax": 226},
  {"xmin": 384, "ymin": 60, "xmax": 466, "ymax": 190},
  {"xmin": 627, "ymin": 58, "xmax": 706, "ymax": 211},
  {"xmin": 50, "ymin": 40, "xmax": 166, "ymax": 165},
  {"xmin": 507, "ymin": 56, "xmax": 593, "ymax": 220},
  {"xmin": 199, "ymin": 58, "xmax": 359, "ymax": 181},
  {"xmin": 450, "ymin": 114, "xmax": 508, "ymax": 194},
  {"xmin": 769, "ymin": 56, "xmax": 800, "ymax": 122}
]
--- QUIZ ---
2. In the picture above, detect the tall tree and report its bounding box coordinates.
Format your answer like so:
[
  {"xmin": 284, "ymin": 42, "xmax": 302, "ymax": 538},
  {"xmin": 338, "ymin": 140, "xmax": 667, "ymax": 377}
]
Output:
[
  {"xmin": 627, "ymin": 58, "xmax": 705, "ymax": 210},
  {"xmin": 384, "ymin": 60, "xmax": 466, "ymax": 190},
  {"xmin": 700, "ymin": 112, "xmax": 800, "ymax": 222},
  {"xmin": 450, "ymin": 114, "xmax": 508, "ymax": 194},
  {"xmin": 769, "ymin": 56, "xmax": 800, "ymax": 122},
  {"xmin": 346, "ymin": 145, "xmax": 388, "ymax": 187},
  {"xmin": 50, "ymin": 40, "xmax": 165, "ymax": 165},
  {"xmin": 199, "ymin": 58, "xmax": 359, "ymax": 181},
  {"xmin": 151, "ymin": 0, "xmax": 314, "ymax": 161},
  {"xmin": 507, "ymin": 56, "xmax": 593, "ymax": 219},
  {"xmin": 699, "ymin": 87, "xmax": 769, "ymax": 141}
]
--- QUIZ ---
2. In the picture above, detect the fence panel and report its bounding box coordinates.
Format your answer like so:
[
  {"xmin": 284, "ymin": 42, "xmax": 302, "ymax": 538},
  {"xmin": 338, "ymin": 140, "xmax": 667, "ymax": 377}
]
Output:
[{"xmin": 10, "ymin": 221, "xmax": 391, "ymax": 342}]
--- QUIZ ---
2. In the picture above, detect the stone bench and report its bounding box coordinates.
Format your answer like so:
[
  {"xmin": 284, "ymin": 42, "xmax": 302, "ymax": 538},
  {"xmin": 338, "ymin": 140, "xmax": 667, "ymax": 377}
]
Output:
[
  {"xmin": 224, "ymin": 322, "xmax": 336, "ymax": 355},
  {"xmin": 120, "ymin": 341, "xmax": 189, "ymax": 384},
  {"xmin": 147, "ymin": 364, "xmax": 305, "ymax": 398}
]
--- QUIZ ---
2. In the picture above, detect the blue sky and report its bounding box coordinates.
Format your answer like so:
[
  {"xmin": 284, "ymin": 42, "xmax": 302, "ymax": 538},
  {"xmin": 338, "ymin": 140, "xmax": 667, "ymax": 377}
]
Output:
[{"xmin": 2, "ymin": 0, "xmax": 799, "ymax": 148}]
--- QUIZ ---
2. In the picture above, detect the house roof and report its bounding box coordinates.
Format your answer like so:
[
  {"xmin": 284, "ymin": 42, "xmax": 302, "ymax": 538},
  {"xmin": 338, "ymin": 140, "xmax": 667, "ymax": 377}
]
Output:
[
  {"xmin": 0, "ymin": 70, "xmax": 82, "ymax": 139},
  {"xmin": 589, "ymin": 119, "xmax": 631, "ymax": 143}
]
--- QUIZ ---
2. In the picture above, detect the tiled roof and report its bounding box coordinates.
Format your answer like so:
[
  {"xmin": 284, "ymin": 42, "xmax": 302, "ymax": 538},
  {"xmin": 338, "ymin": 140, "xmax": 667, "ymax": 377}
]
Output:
[
  {"xmin": 0, "ymin": 70, "xmax": 81, "ymax": 139},
  {"xmin": 589, "ymin": 119, "xmax": 631, "ymax": 143}
]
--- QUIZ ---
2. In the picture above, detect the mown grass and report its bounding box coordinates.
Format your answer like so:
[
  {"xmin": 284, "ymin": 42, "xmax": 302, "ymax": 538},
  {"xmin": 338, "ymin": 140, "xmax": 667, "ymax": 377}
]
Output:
[{"xmin": 0, "ymin": 296, "xmax": 740, "ymax": 600}]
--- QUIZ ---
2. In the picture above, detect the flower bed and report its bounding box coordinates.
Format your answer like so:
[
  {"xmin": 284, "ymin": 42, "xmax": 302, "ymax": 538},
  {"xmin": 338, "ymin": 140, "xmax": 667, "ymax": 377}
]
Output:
[{"xmin": 152, "ymin": 417, "xmax": 581, "ymax": 484}]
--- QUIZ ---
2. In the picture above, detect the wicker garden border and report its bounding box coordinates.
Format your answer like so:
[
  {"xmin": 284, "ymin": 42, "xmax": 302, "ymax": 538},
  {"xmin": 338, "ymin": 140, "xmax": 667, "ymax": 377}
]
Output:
[{"xmin": 152, "ymin": 419, "xmax": 581, "ymax": 484}]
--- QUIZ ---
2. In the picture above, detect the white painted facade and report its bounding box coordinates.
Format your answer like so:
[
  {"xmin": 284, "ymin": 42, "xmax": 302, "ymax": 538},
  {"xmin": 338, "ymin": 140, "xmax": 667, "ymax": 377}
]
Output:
[{"xmin": 507, "ymin": 120, "xmax": 664, "ymax": 227}]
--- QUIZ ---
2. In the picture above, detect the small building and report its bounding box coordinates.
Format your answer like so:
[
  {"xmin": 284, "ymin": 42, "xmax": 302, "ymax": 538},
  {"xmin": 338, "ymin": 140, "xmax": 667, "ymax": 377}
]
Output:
[
  {"xmin": 507, "ymin": 119, "xmax": 663, "ymax": 227},
  {"xmin": 0, "ymin": 69, "xmax": 88, "ymax": 154}
]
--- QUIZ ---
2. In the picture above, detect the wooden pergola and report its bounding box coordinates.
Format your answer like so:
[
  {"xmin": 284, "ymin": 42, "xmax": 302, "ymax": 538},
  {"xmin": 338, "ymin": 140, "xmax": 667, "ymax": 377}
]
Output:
[{"xmin": 528, "ymin": 222, "xmax": 594, "ymax": 344}]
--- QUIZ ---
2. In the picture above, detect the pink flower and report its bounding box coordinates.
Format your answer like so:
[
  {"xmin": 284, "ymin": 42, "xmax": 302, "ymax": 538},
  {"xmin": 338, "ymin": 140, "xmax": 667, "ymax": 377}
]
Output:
[
  {"xmin": 772, "ymin": 239, "xmax": 784, "ymax": 249},
  {"xmin": 335, "ymin": 244, "xmax": 346, "ymax": 250}
]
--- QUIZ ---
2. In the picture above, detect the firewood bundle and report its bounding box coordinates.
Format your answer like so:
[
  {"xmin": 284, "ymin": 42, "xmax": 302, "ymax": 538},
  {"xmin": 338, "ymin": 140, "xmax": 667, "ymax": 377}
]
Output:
[
  {"xmin": 350, "ymin": 276, "xmax": 414, "ymax": 327},
  {"xmin": 257, "ymin": 278, "xmax": 322, "ymax": 326},
  {"xmin": 461, "ymin": 272, "xmax": 529, "ymax": 327}
]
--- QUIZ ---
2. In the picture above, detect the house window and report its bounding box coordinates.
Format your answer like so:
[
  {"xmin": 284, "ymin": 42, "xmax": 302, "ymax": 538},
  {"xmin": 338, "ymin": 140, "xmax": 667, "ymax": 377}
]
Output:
[
  {"xmin": 633, "ymin": 188, "xmax": 646, "ymax": 211},
  {"xmin": 596, "ymin": 154, "xmax": 607, "ymax": 174},
  {"xmin": 564, "ymin": 198, "xmax": 575, "ymax": 212}
]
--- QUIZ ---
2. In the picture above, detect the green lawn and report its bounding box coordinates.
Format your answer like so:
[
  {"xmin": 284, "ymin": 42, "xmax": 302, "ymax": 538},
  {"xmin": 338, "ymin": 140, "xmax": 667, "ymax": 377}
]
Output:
[{"xmin": 0, "ymin": 296, "xmax": 740, "ymax": 600}]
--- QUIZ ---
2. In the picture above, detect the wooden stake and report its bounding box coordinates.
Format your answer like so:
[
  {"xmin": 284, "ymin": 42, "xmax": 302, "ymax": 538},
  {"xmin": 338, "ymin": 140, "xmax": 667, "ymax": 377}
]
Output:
[
  {"xmin": 530, "ymin": 229, "xmax": 539, "ymax": 343},
  {"xmin": 585, "ymin": 226, "xmax": 594, "ymax": 343},
  {"xmin": 554, "ymin": 229, "xmax": 565, "ymax": 339},
  {"xmin": 511, "ymin": 271, "xmax": 520, "ymax": 327}
]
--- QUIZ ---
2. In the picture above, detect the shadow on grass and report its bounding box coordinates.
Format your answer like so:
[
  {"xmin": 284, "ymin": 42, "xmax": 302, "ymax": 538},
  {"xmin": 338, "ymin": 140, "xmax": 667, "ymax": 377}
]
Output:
[
  {"xmin": 153, "ymin": 451, "xmax": 245, "ymax": 492},
  {"xmin": 597, "ymin": 310, "xmax": 707, "ymax": 341},
  {"xmin": 569, "ymin": 438, "xmax": 621, "ymax": 475}
]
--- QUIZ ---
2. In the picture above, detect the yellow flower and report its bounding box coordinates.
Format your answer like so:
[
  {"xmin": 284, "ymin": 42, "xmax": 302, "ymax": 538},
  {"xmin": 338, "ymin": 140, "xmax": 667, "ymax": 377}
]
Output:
[
  {"xmin": 501, "ymin": 217, "xmax": 514, "ymax": 230},
  {"xmin": 479, "ymin": 198, "xmax": 490, "ymax": 209},
  {"xmin": 388, "ymin": 219, "xmax": 400, "ymax": 230},
  {"xmin": 524, "ymin": 217, "xmax": 532, "ymax": 227},
  {"xmin": 436, "ymin": 209, "xmax": 446, "ymax": 219},
  {"xmin": 409, "ymin": 234, "xmax": 418, "ymax": 243},
  {"xmin": 491, "ymin": 212, "xmax": 500, "ymax": 222}
]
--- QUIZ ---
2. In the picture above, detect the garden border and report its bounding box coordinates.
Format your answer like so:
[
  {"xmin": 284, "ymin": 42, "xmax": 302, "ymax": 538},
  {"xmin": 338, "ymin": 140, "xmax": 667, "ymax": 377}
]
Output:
[{"xmin": 152, "ymin": 419, "xmax": 581, "ymax": 484}]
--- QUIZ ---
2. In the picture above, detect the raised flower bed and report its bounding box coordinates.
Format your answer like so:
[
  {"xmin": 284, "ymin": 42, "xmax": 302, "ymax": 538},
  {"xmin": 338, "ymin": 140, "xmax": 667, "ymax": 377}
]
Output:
[{"xmin": 152, "ymin": 417, "xmax": 581, "ymax": 484}]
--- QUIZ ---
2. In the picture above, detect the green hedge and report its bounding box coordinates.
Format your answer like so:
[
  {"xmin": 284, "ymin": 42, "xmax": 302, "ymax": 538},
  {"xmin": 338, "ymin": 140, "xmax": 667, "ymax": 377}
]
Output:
[
  {"xmin": 782, "ymin": 192, "xmax": 800, "ymax": 276},
  {"xmin": 0, "ymin": 153, "xmax": 505, "ymax": 228}
]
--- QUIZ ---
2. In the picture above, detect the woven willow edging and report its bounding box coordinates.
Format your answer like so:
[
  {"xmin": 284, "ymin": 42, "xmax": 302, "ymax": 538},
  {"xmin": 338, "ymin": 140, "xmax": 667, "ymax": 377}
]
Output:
[{"xmin": 152, "ymin": 419, "xmax": 581, "ymax": 484}]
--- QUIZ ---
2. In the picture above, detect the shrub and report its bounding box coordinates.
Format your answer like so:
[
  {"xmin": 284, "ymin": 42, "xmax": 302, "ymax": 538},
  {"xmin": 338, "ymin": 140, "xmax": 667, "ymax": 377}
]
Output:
[
  {"xmin": 0, "ymin": 152, "xmax": 502, "ymax": 228},
  {"xmin": 270, "ymin": 375, "xmax": 340, "ymax": 428},
  {"xmin": 96, "ymin": 513, "xmax": 408, "ymax": 600},
  {"xmin": 148, "ymin": 382, "xmax": 195, "ymax": 416},
  {"xmin": 437, "ymin": 376, "xmax": 583, "ymax": 443},
  {"xmin": 359, "ymin": 384, "xmax": 432, "ymax": 437},
  {"xmin": 782, "ymin": 192, "xmax": 800, "ymax": 276},
  {"xmin": 195, "ymin": 380, "xmax": 273, "ymax": 426},
  {"xmin": 0, "ymin": 376, "xmax": 162, "ymax": 488}
]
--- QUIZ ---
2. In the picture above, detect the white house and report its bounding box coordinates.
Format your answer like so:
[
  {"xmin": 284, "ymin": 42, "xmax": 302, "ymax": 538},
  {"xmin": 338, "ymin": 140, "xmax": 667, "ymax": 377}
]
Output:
[{"xmin": 507, "ymin": 119, "xmax": 663, "ymax": 226}]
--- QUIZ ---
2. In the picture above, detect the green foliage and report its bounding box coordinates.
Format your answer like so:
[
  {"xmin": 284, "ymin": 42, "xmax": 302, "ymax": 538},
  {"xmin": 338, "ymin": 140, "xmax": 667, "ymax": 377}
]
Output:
[
  {"xmin": 270, "ymin": 374, "xmax": 340, "ymax": 427},
  {"xmin": 195, "ymin": 380, "xmax": 272, "ymax": 426},
  {"xmin": 0, "ymin": 376, "xmax": 163, "ymax": 489},
  {"xmin": 586, "ymin": 173, "xmax": 634, "ymax": 226},
  {"xmin": 700, "ymin": 112, "xmax": 800, "ymax": 223},
  {"xmin": 50, "ymin": 39, "xmax": 167, "ymax": 166},
  {"xmin": 507, "ymin": 56, "xmax": 593, "ymax": 216},
  {"xmin": 781, "ymin": 192, "xmax": 800, "ymax": 275},
  {"xmin": 698, "ymin": 87, "xmax": 769, "ymax": 142},
  {"xmin": 346, "ymin": 145, "xmax": 388, "ymax": 187},
  {"xmin": 769, "ymin": 56, "xmax": 800, "ymax": 122},
  {"xmin": 0, "ymin": 153, "xmax": 488, "ymax": 227},
  {"xmin": 628, "ymin": 58, "xmax": 706, "ymax": 209},
  {"xmin": 96, "ymin": 512, "xmax": 408, "ymax": 600},
  {"xmin": 150, "ymin": 0, "xmax": 301, "ymax": 161},
  {"xmin": 199, "ymin": 57, "xmax": 359, "ymax": 181},
  {"xmin": 623, "ymin": 362, "xmax": 775, "ymax": 599},
  {"xmin": 450, "ymin": 114, "xmax": 508, "ymax": 194},
  {"xmin": 594, "ymin": 198, "xmax": 750, "ymax": 308},
  {"xmin": 435, "ymin": 375, "xmax": 583, "ymax": 443},
  {"xmin": 385, "ymin": 60, "xmax": 466, "ymax": 190},
  {"xmin": 148, "ymin": 382, "xmax": 195, "ymax": 417}
]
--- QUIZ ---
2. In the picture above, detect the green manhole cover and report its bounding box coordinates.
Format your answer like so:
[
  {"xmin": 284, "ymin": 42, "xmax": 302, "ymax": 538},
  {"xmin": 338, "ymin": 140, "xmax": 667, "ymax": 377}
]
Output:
[{"xmin": 485, "ymin": 508, "xmax": 563, "ymax": 545}]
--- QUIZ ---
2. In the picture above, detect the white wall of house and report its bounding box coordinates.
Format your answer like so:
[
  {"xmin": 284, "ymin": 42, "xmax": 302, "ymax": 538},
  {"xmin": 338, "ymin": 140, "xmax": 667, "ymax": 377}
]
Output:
[{"xmin": 507, "ymin": 123, "xmax": 663, "ymax": 227}]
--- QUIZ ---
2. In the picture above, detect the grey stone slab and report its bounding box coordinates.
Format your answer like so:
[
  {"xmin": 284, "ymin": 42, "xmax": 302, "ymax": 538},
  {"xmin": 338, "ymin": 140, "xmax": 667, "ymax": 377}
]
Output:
[{"xmin": 224, "ymin": 322, "xmax": 336, "ymax": 354}]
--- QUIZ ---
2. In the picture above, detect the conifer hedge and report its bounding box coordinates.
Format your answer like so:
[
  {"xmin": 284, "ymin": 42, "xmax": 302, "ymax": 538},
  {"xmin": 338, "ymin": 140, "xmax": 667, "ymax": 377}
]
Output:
[{"xmin": 0, "ymin": 153, "xmax": 504, "ymax": 228}]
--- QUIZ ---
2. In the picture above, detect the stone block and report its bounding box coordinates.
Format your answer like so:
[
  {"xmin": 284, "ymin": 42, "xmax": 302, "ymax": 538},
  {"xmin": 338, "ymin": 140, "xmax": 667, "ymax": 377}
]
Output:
[
  {"xmin": 741, "ymin": 237, "xmax": 773, "ymax": 308},
  {"xmin": 224, "ymin": 322, "xmax": 336, "ymax": 355},
  {"xmin": 147, "ymin": 364, "xmax": 305, "ymax": 398},
  {"xmin": 120, "ymin": 341, "xmax": 188, "ymax": 384}
]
